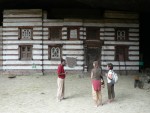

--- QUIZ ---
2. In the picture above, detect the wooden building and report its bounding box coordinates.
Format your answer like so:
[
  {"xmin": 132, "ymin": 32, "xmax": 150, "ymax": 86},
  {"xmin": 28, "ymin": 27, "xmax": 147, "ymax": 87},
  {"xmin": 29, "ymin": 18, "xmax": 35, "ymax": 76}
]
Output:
[{"xmin": 0, "ymin": 9, "xmax": 140, "ymax": 75}]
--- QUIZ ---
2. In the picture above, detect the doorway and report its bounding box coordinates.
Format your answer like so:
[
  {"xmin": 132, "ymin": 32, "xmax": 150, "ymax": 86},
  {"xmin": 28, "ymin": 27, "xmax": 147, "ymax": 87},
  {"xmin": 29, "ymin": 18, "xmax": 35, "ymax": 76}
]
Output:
[{"xmin": 87, "ymin": 47, "xmax": 101, "ymax": 72}]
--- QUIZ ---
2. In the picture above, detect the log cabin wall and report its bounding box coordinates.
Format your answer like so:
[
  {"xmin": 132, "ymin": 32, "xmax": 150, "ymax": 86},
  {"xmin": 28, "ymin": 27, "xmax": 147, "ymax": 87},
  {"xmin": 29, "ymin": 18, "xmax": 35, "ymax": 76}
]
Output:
[
  {"xmin": 2, "ymin": 9, "xmax": 139, "ymax": 75},
  {"xmin": 0, "ymin": 27, "xmax": 2, "ymax": 71},
  {"xmin": 101, "ymin": 11, "xmax": 139, "ymax": 75},
  {"xmin": 42, "ymin": 19, "xmax": 84, "ymax": 74},
  {"xmin": 3, "ymin": 9, "xmax": 43, "ymax": 75}
]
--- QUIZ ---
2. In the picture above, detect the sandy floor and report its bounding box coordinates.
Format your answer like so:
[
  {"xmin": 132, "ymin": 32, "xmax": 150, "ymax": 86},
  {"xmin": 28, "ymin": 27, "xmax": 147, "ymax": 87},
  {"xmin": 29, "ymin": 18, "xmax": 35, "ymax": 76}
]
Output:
[{"xmin": 0, "ymin": 73, "xmax": 150, "ymax": 113}]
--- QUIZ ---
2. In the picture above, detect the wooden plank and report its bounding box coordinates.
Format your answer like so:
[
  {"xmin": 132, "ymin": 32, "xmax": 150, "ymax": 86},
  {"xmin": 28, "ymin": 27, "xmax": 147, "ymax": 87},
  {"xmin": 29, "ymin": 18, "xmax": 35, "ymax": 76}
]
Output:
[
  {"xmin": 104, "ymin": 10, "xmax": 139, "ymax": 19},
  {"xmin": 3, "ymin": 45, "xmax": 18, "ymax": 49},
  {"xmin": 101, "ymin": 61, "xmax": 139, "ymax": 66},
  {"xmin": 3, "ymin": 22, "xmax": 42, "ymax": 26},
  {"xmin": 63, "ymin": 21, "xmax": 83, "ymax": 26},
  {"xmin": 43, "ymin": 66, "xmax": 83, "ymax": 70},
  {"xmin": 100, "ymin": 28, "xmax": 115, "ymax": 31},
  {"xmin": 104, "ymin": 23, "xmax": 139, "ymax": 27},
  {"xmin": 32, "ymin": 55, "xmax": 43, "ymax": 59},
  {"xmin": 3, "ymin": 56, "xmax": 19, "ymax": 59},
  {"xmin": 3, "ymin": 28, "xmax": 18, "ymax": 31},
  {"xmin": 3, "ymin": 51, "xmax": 18, "ymax": 54},
  {"xmin": 63, "ymin": 56, "xmax": 84, "ymax": 60},
  {"xmin": 100, "ymin": 32, "xmax": 115, "ymax": 36},
  {"xmin": 83, "ymin": 23, "xmax": 104, "ymax": 27},
  {"xmin": 3, "ymin": 18, "xmax": 42, "ymax": 22},
  {"xmin": 129, "ymin": 46, "xmax": 139, "ymax": 50},
  {"xmin": 129, "ymin": 56, "xmax": 139, "ymax": 60},
  {"xmin": 43, "ymin": 40, "xmax": 83, "ymax": 44},
  {"xmin": 62, "ymin": 32, "xmax": 67, "ymax": 35},
  {"xmin": 43, "ymin": 22, "xmax": 63, "ymax": 26},
  {"xmin": 129, "ymin": 33, "xmax": 139, "ymax": 37},
  {"xmin": 62, "ymin": 36, "xmax": 67, "ymax": 39},
  {"xmin": 114, "ymin": 66, "xmax": 139, "ymax": 70},
  {"xmin": 101, "ymin": 51, "xmax": 115, "ymax": 55},
  {"xmin": 104, "ymin": 41, "xmax": 139, "ymax": 45},
  {"xmin": 101, "ymin": 56, "xmax": 114, "ymax": 60},
  {"xmin": 102, "ymin": 46, "xmax": 115, "ymax": 50},
  {"xmin": 3, "ymin": 61, "xmax": 42, "ymax": 64},
  {"xmin": 1, "ymin": 37, "xmax": 19, "ymax": 40},
  {"xmin": 129, "ymin": 37, "xmax": 140, "ymax": 41},
  {"xmin": 63, "ymin": 45, "xmax": 83, "ymax": 49},
  {"xmin": 62, "ymin": 50, "xmax": 84, "ymax": 55},
  {"xmin": 3, "ymin": 32, "xmax": 18, "ymax": 36},
  {"xmin": 3, "ymin": 40, "xmax": 42, "ymax": 44},
  {"xmin": 33, "ymin": 32, "xmax": 43, "ymax": 35},
  {"xmin": 100, "ymin": 37, "xmax": 115, "ymax": 40},
  {"xmin": 129, "ymin": 51, "xmax": 139, "ymax": 55},
  {"xmin": 3, "ymin": 9, "xmax": 42, "ymax": 18},
  {"xmin": 33, "ymin": 27, "xmax": 43, "ymax": 30},
  {"xmin": 129, "ymin": 29, "xmax": 139, "ymax": 32},
  {"xmin": 33, "ymin": 36, "xmax": 42, "ymax": 40},
  {"xmin": 3, "ymin": 66, "xmax": 42, "ymax": 69}
]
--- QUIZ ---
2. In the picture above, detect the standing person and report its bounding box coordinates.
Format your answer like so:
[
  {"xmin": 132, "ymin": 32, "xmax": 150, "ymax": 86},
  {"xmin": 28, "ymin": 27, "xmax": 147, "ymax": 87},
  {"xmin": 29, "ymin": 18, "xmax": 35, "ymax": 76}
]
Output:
[
  {"xmin": 91, "ymin": 61, "xmax": 105, "ymax": 107},
  {"xmin": 57, "ymin": 59, "xmax": 67, "ymax": 102},
  {"xmin": 106, "ymin": 63, "xmax": 115, "ymax": 103}
]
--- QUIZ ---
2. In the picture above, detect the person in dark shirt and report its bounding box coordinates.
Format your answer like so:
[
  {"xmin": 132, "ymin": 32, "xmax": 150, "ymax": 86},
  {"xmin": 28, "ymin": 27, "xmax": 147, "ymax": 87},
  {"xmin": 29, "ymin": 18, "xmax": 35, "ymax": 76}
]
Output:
[{"xmin": 56, "ymin": 59, "xmax": 67, "ymax": 102}]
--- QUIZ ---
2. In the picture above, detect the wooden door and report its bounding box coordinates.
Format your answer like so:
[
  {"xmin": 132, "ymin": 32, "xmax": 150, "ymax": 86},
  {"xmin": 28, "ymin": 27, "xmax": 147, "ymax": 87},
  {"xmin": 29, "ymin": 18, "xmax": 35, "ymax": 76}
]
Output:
[{"xmin": 87, "ymin": 47, "xmax": 101, "ymax": 72}]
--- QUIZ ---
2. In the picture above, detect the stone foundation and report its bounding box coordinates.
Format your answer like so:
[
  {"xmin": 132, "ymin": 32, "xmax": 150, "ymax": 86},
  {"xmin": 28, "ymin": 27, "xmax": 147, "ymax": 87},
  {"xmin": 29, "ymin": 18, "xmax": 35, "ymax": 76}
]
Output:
[{"xmin": 1, "ymin": 69, "xmax": 139, "ymax": 76}]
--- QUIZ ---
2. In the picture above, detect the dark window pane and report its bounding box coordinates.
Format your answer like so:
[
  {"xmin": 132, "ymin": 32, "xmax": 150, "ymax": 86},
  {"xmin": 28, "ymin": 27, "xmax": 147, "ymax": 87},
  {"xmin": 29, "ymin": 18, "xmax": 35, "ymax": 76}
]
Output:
[
  {"xmin": 86, "ymin": 27, "xmax": 99, "ymax": 40},
  {"xmin": 49, "ymin": 27, "xmax": 61, "ymax": 40}
]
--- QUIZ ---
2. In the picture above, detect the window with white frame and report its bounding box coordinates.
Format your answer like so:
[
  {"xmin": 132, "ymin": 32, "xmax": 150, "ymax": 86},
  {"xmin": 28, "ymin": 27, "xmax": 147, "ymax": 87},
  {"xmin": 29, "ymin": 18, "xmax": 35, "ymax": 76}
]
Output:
[
  {"xmin": 19, "ymin": 45, "xmax": 32, "ymax": 60},
  {"xmin": 48, "ymin": 45, "xmax": 62, "ymax": 60},
  {"xmin": 19, "ymin": 27, "xmax": 33, "ymax": 40},
  {"xmin": 67, "ymin": 27, "xmax": 79, "ymax": 40}
]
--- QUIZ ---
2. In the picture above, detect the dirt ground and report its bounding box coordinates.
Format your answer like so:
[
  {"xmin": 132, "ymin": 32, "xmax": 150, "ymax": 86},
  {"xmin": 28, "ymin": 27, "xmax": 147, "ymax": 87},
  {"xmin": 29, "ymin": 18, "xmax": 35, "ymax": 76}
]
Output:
[{"xmin": 0, "ymin": 73, "xmax": 150, "ymax": 113}]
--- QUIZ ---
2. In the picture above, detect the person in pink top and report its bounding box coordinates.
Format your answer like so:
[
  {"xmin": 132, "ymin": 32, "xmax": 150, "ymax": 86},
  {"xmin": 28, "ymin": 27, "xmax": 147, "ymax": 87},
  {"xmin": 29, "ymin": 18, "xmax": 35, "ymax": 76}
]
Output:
[
  {"xmin": 91, "ymin": 61, "xmax": 105, "ymax": 107},
  {"xmin": 56, "ymin": 59, "xmax": 67, "ymax": 102}
]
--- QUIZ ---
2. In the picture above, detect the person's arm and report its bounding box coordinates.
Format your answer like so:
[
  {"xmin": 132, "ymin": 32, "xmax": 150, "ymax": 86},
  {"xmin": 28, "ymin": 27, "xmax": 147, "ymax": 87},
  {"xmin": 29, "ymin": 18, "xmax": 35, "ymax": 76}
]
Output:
[
  {"xmin": 100, "ymin": 75, "xmax": 104, "ymax": 81},
  {"xmin": 101, "ymin": 75, "xmax": 105, "ymax": 85},
  {"xmin": 58, "ymin": 72, "xmax": 66, "ymax": 76},
  {"xmin": 107, "ymin": 70, "xmax": 113, "ymax": 79},
  {"xmin": 91, "ymin": 71, "xmax": 93, "ymax": 79}
]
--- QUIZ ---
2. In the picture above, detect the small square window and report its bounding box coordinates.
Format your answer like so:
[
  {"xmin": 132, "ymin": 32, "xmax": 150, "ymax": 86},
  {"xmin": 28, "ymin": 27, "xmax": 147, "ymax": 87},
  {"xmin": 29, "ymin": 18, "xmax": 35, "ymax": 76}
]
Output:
[
  {"xmin": 67, "ymin": 27, "xmax": 79, "ymax": 40},
  {"xmin": 19, "ymin": 45, "xmax": 32, "ymax": 60},
  {"xmin": 19, "ymin": 27, "xmax": 33, "ymax": 40},
  {"xmin": 115, "ymin": 28, "xmax": 128, "ymax": 41}
]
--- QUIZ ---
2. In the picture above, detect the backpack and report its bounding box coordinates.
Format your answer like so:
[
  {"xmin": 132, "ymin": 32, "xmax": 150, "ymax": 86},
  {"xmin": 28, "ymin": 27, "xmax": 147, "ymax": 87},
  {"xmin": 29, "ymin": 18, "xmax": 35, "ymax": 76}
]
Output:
[{"xmin": 111, "ymin": 71, "xmax": 118, "ymax": 84}]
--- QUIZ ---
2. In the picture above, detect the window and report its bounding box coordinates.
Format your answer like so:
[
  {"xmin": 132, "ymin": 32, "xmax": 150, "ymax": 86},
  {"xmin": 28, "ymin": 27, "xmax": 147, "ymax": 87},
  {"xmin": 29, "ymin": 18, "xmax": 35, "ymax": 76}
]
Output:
[
  {"xmin": 19, "ymin": 45, "xmax": 32, "ymax": 60},
  {"xmin": 19, "ymin": 27, "xmax": 33, "ymax": 40},
  {"xmin": 49, "ymin": 27, "xmax": 62, "ymax": 40},
  {"xmin": 86, "ymin": 27, "xmax": 99, "ymax": 40},
  {"xmin": 48, "ymin": 45, "xmax": 62, "ymax": 60},
  {"xmin": 67, "ymin": 27, "xmax": 79, "ymax": 40},
  {"xmin": 115, "ymin": 46, "xmax": 128, "ymax": 61},
  {"xmin": 115, "ymin": 28, "xmax": 128, "ymax": 41}
]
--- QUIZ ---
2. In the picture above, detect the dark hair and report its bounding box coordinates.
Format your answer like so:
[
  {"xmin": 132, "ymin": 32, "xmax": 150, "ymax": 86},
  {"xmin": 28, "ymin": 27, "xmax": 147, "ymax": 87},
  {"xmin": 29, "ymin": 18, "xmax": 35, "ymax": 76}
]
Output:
[
  {"xmin": 107, "ymin": 63, "xmax": 113, "ymax": 69},
  {"xmin": 61, "ymin": 58, "xmax": 65, "ymax": 63}
]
